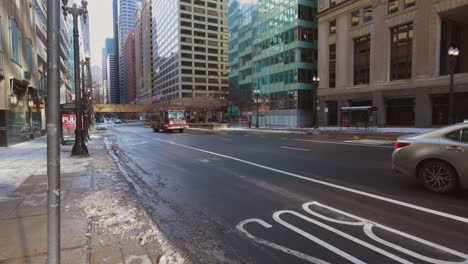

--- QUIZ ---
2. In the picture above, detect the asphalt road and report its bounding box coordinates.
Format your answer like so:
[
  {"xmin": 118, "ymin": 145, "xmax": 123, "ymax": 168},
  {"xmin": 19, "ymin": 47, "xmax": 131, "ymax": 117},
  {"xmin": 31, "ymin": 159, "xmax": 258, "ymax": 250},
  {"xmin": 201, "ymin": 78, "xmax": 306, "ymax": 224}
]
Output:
[{"xmin": 100, "ymin": 123, "xmax": 468, "ymax": 264}]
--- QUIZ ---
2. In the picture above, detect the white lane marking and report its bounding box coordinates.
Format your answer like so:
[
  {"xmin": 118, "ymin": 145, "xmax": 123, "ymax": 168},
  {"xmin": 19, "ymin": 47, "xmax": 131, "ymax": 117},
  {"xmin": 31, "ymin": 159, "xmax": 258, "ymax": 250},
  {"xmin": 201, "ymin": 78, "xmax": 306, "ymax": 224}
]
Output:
[
  {"xmin": 221, "ymin": 138, "xmax": 233, "ymax": 141},
  {"xmin": 154, "ymin": 138, "xmax": 468, "ymax": 224},
  {"xmin": 292, "ymin": 139, "xmax": 394, "ymax": 149},
  {"xmin": 236, "ymin": 219, "xmax": 332, "ymax": 264},
  {"xmin": 281, "ymin": 146, "xmax": 310, "ymax": 152},
  {"xmin": 302, "ymin": 202, "xmax": 468, "ymax": 264},
  {"xmin": 344, "ymin": 139, "xmax": 395, "ymax": 145}
]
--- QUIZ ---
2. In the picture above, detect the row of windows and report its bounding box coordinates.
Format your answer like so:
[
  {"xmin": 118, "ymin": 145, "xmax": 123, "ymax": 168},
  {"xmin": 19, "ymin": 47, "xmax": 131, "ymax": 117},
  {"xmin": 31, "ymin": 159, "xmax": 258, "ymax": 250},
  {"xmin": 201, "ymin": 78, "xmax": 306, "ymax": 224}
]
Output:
[
  {"xmin": 0, "ymin": 17, "xmax": 35, "ymax": 73},
  {"xmin": 180, "ymin": 0, "xmax": 221, "ymax": 9},
  {"xmin": 180, "ymin": 5, "xmax": 223, "ymax": 17},
  {"xmin": 330, "ymin": 0, "xmax": 416, "ymax": 33},
  {"xmin": 389, "ymin": 0, "xmax": 416, "ymax": 14},
  {"xmin": 328, "ymin": 23, "xmax": 413, "ymax": 88}
]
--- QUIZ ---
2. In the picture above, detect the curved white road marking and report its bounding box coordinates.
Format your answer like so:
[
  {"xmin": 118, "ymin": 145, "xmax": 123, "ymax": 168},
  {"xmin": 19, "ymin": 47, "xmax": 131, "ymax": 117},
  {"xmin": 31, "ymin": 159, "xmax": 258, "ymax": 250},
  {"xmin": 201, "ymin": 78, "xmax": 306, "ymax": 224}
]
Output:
[
  {"xmin": 236, "ymin": 219, "xmax": 332, "ymax": 264},
  {"xmin": 303, "ymin": 202, "xmax": 468, "ymax": 264},
  {"xmin": 273, "ymin": 210, "xmax": 408, "ymax": 264},
  {"xmin": 154, "ymin": 138, "xmax": 468, "ymax": 224}
]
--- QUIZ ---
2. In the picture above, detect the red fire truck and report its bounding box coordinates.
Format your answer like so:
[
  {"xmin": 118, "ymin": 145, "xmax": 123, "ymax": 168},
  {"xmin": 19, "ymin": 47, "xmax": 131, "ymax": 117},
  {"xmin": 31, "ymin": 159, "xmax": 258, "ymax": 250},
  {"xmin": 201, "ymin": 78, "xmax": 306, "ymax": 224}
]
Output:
[{"xmin": 149, "ymin": 110, "xmax": 189, "ymax": 133}]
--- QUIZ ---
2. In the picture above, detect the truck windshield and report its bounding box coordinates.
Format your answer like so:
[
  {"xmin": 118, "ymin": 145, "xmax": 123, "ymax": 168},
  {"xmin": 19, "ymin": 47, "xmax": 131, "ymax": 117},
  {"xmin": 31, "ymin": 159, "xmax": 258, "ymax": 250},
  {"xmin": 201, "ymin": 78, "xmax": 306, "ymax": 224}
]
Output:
[{"xmin": 168, "ymin": 111, "xmax": 185, "ymax": 119}]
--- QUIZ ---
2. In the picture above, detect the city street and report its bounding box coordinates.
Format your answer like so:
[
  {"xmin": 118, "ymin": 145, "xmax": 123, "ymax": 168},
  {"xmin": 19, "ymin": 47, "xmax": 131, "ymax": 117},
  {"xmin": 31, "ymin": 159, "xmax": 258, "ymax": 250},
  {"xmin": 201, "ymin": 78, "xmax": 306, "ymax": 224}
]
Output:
[{"xmin": 100, "ymin": 123, "xmax": 468, "ymax": 264}]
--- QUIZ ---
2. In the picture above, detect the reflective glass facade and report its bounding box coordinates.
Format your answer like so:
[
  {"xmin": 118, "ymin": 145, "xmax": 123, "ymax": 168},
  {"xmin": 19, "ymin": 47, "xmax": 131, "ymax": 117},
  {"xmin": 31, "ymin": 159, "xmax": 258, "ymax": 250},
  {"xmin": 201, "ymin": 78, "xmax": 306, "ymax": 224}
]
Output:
[
  {"xmin": 152, "ymin": 0, "xmax": 179, "ymax": 101},
  {"xmin": 228, "ymin": 0, "xmax": 317, "ymax": 127}
]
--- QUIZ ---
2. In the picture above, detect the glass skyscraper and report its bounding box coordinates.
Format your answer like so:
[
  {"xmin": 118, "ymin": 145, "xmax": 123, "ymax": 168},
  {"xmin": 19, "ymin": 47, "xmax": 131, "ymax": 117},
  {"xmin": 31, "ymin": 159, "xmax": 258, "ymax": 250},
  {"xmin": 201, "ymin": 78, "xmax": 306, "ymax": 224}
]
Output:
[
  {"xmin": 228, "ymin": 0, "xmax": 317, "ymax": 127},
  {"xmin": 117, "ymin": 0, "xmax": 139, "ymax": 103}
]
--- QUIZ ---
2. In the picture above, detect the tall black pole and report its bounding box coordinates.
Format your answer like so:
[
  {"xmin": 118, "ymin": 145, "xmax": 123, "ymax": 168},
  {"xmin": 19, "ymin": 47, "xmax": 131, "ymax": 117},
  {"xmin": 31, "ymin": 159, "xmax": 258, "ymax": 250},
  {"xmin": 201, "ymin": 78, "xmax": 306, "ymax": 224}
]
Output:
[
  {"xmin": 256, "ymin": 96, "xmax": 259, "ymax": 128},
  {"xmin": 449, "ymin": 59, "xmax": 455, "ymax": 125},
  {"xmin": 46, "ymin": 0, "xmax": 61, "ymax": 262},
  {"xmin": 70, "ymin": 7, "xmax": 88, "ymax": 156},
  {"xmin": 313, "ymin": 80, "xmax": 319, "ymax": 129},
  {"xmin": 81, "ymin": 61, "xmax": 88, "ymax": 141}
]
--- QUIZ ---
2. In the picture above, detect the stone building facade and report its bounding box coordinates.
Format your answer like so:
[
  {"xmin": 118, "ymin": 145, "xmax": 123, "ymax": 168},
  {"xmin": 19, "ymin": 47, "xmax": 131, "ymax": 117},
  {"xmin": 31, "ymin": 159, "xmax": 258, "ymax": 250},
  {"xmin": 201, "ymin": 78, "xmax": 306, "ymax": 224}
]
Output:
[
  {"xmin": 317, "ymin": 0, "xmax": 468, "ymax": 127},
  {"xmin": 0, "ymin": 0, "xmax": 41, "ymax": 146}
]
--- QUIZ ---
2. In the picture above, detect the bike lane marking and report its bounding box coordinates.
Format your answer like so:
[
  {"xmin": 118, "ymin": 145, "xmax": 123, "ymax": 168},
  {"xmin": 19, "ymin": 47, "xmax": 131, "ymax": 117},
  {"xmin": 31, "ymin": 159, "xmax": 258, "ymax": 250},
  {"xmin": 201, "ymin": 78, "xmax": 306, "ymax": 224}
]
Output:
[
  {"xmin": 154, "ymin": 138, "xmax": 468, "ymax": 224},
  {"xmin": 238, "ymin": 202, "xmax": 468, "ymax": 264}
]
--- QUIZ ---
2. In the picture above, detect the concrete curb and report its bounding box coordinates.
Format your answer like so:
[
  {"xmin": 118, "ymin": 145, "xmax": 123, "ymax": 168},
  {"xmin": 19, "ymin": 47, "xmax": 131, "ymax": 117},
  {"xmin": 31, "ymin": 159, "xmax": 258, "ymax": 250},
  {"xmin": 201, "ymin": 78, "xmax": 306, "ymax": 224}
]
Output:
[{"xmin": 186, "ymin": 127, "xmax": 403, "ymax": 140}]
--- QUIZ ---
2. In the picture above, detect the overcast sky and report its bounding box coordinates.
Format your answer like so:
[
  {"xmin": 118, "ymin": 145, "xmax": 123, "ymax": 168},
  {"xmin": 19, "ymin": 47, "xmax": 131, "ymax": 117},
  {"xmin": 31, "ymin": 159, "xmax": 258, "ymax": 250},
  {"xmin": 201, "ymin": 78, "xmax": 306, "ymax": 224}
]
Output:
[{"xmin": 88, "ymin": 0, "xmax": 114, "ymax": 67}]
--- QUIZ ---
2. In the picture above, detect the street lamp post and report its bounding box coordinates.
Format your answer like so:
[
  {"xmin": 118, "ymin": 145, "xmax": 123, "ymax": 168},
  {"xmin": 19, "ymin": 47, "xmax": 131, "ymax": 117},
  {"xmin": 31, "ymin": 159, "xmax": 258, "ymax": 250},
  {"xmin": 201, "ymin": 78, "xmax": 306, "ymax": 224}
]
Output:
[
  {"xmin": 228, "ymin": 100, "xmax": 232, "ymax": 126},
  {"xmin": 448, "ymin": 47, "xmax": 460, "ymax": 124},
  {"xmin": 253, "ymin": 89, "xmax": 260, "ymax": 128},
  {"xmin": 287, "ymin": 90, "xmax": 294, "ymax": 109},
  {"xmin": 82, "ymin": 56, "xmax": 91, "ymax": 141},
  {"xmin": 220, "ymin": 96, "xmax": 226, "ymax": 123},
  {"xmin": 312, "ymin": 76, "xmax": 320, "ymax": 129},
  {"xmin": 62, "ymin": 0, "xmax": 89, "ymax": 156}
]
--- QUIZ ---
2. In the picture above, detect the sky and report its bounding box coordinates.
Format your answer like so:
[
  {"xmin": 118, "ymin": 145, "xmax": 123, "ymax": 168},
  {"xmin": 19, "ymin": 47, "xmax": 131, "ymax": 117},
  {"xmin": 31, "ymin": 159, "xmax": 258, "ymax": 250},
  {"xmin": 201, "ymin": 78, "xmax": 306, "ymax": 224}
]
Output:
[{"xmin": 88, "ymin": 0, "xmax": 114, "ymax": 68}]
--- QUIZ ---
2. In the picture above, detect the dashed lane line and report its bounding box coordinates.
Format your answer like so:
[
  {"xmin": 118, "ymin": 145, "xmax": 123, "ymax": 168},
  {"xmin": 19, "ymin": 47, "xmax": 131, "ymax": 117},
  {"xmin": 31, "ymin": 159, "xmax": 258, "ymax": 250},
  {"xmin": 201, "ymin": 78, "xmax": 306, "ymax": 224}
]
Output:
[
  {"xmin": 154, "ymin": 138, "xmax": 468, "ymax": 225},
  {"xmin": 292, "ymin": 138, "xmax": 394, "ymax": 149},
  {"xmin": 281, "ymin": 146, "xmax": 310, "ymax": 152}
]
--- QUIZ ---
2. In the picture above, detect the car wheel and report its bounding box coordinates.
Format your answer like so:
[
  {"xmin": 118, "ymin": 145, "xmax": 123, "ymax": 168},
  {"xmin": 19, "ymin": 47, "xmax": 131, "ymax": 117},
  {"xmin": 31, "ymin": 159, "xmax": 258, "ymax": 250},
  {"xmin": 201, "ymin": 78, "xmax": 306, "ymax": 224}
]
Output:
[
  {"xmin": 418, "ymin": 160, "xmax": 458, "ymax": 193},
  {"xmin": 179, "ymin": 129, "xmax": 184, "ymax": 133},
  {"xmin": 153, "ymin": 127, "xmax": 158, "ymax": 133}
]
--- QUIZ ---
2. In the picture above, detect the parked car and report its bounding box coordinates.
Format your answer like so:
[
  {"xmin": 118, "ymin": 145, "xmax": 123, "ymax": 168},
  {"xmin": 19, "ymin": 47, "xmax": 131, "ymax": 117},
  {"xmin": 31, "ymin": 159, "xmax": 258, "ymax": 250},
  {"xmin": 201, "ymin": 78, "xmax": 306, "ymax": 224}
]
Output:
[
  {"xmin": 392, "ymin": 121, "xmax": 468, "ymax": 193},
  {"xmin": 114, "ymin": 119, "xmax": 122, "ymax": 124}
]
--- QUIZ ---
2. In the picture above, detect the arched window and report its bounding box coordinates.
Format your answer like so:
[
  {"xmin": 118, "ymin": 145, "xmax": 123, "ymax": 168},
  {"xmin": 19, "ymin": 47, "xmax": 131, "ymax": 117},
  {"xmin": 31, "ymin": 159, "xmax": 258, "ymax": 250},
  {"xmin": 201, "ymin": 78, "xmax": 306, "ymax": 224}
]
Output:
[{"xmin": 9, "ymin": 18, "xmax": 21, "ymax": 64}]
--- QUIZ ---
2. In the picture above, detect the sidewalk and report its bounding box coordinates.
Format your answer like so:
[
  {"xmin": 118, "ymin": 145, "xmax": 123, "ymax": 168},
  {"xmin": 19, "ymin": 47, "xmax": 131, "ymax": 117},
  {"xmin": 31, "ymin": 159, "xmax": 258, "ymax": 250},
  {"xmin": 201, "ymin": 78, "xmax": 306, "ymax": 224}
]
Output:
[{"xmin": 0, "ymin": 135, "xmax": 185, "ymax": 264}]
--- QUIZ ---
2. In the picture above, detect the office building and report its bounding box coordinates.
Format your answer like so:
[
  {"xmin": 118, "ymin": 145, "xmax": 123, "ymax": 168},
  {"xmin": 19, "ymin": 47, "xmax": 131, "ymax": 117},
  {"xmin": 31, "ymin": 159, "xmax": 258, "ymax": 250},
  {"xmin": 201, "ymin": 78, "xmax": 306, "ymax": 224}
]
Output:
[
  {"xmin": 135, "ymin": 0, "xmax": 153, "ymax": 104},
  {"xmin": 101, "ymin": 38, "xmax": 115, "ymax": 88},
  {"xmin": 124, "ymin": 29, "xmax": 136, "ymax": 103},
  {"xmin": 106, "ymin": 54, "xmax": 117, "ymax": 103},
  {"xmin": 151, "ymin": 0, "xmax": 229, "ymax": 107},
  {"xmin": 0, "ymin": 0, "xmax": 41, "ymax": 146},
  {"xmin": 117, "ymin": 0, "xmax": 139, "ymax": 103},
  {"xmin": 317, "ymin": 0, "xmax": 468, "ymax": 127},
  {"xmin": 228, "ymin": 0, "xmax": 318, "ymax": 127}
]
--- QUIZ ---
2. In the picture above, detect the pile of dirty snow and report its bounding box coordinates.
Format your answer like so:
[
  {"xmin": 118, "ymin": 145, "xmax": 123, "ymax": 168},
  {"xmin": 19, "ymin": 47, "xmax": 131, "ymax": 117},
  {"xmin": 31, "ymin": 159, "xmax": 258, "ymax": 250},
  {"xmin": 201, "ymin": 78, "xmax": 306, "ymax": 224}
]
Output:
[{"xmin": 79, "ymin": 190, "xmax": 186, "ymax": 263}]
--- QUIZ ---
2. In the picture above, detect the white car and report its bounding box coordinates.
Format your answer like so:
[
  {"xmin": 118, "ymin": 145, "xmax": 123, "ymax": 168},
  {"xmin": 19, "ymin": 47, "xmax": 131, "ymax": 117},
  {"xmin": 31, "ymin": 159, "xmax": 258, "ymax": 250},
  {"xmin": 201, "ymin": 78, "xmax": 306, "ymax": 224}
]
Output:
[{"xmin": 392, "ymin": 121, "xmax": 468, "ymax": 193}]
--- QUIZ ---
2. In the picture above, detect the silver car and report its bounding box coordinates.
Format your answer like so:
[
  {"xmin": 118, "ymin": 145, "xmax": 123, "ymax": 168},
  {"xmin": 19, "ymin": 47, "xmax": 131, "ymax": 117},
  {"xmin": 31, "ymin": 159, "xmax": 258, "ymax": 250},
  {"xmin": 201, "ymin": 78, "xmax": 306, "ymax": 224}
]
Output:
[{"xmin": 392, "ymin": 121, "xmax": 468, "ymax": 193}]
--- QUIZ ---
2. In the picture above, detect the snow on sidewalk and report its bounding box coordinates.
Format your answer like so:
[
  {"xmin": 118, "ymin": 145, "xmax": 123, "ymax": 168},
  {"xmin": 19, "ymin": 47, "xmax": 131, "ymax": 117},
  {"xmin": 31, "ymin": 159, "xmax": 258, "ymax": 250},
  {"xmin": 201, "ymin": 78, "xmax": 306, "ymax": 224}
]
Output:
[{"xmin": 0, "ymin": 137, "xmax": 47, "ymax": 202}]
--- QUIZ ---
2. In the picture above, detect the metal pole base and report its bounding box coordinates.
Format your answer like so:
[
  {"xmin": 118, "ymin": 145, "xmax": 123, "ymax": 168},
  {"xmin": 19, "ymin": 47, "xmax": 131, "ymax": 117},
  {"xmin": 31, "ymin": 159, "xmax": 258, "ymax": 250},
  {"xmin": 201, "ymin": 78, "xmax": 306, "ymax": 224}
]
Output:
[{"xmin": 71, "ymin": 130, "xmax": 89, "ymax": 156}]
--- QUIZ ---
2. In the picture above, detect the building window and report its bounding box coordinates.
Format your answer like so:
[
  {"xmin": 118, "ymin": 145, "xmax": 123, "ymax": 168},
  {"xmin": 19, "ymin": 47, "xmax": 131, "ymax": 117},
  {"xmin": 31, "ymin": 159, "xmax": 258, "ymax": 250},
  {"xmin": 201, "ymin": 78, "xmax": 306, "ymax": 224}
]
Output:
[
  {"xmin": 0, "ymin": 17, "xmax": 3, "ymax": 52},
  {"xmin": 26, "ymin": 38, "xmax": 34, "ymax": 72},
  {"xmin": 354, "ymin": 35, "xmax": 370, "ymax": 85},
  {"xmin": 298, "ymin": 5, "xmax": 315, "ymax": 20},
  {"xmin": 364, "ymin": 6, "xmax": 372, "ymax": 23},
  {"xmin": 329, "ymin": 20, "xmax": 336, "ymax": 34},
  {"xmin": 388, "ymin": 0, "xmax": 399, "ymax": 14},
  {"xmin": 330, "ymin": 0, "xmax": 337, "ymax": 7},
  {"xmin": 390, "ymin": 23, "xmax": 413, "ymax": 81},
  {"xmin": 9, "ymin": 18, "xmax": 21, "ymax": 64},
  {"xmin": 351, "ymin": 11, "xmax": 360, "ymax": 27},
  {"xmin": 329, "ymin": 44, "xmax": 336, "ymax": 88},
  {"xmin": 404, "ymin": 0, "xmax": 415, "ymax": 8}
]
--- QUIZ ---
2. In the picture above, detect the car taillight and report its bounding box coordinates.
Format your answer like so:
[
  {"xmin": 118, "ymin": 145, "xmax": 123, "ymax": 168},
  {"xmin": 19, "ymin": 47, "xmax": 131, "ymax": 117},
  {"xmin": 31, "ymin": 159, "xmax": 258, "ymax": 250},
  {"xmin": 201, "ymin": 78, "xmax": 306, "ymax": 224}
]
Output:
[{"xmin": 395, "ymin": 142, "xmax": 411, "ymax": 149}]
